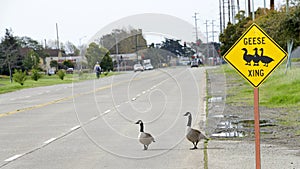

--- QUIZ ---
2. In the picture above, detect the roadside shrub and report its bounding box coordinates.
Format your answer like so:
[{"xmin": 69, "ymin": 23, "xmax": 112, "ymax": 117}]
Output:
[
  {"xmin": 13, "ymin": 69, "xmax": 27, "ymax": 85},
  {"xmin": 57, "ymin": 69, "xmax": 65, "ymax": 80},
  {"xmin": 31, "ymin": 69, "xmax": 42, "ymax": 81}
]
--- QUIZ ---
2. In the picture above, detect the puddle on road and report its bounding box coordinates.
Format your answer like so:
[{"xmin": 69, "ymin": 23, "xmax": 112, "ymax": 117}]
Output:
[{"xmin": 211, "ymin": 115, "xmax": 276, "ymax": 138}]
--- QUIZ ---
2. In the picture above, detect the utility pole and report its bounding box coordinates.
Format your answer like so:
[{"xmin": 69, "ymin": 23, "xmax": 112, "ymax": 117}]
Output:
[
  {"xmin": 56, "ymin": 23, "xmax": 61, "ymax": 58},
  {"xmin": 115, "ymin": 35, "xmax": 119, "ymax": 72},
  {"xmin": 192, "ymin": 13, "xmax": 199, "ymax": 43},
  {"xmin": 264, "ymin": 0, "xmax": 267, "ymax": 14},
  {"xmin": 248, "ymin": 0, "xmax": 251, "ymax": 17},
  {"xmin": 211, "ymin": 20, "xmax": 217, "ymax": 42},
  {"xmin": 252, "ymin": 0, "xmax": 255, "ymax": 20},
  {"xmin": 204, "ymin": 20, "xmax": 209, "ymax": 59},
  {"xmin": 135, "ymin": 34, "xmax": 138, "ymax": 62},
  {"xmin": 231, "ymin": 0, "xmax": 236, "ymax": 24},
  {"xmin": 237, "ymin": 0, "xmax": 240, "ymax": 13},
  {"xmin": 44, "ymin": 39, "xmax": 47, "ymax": 49},
  {"xmin": 219, "ymin": 0, "xmax": 223, "ymax": 33},
  {"xmin": 270, "ymin": 0, "xmax": 275, "ymax": 10},
  {"xmin": 204, "ymin": 20, "xmax": 209, "ymax": 44},
  {"xmin": 222, "ymin": 0, "xmax": 226, "ymax": 30},
  {"xmin": 56, "ymin": 23, "xmax": 59, "ymax": 50},
  {"xmin": 211, "ymin": 20, "xmax": 219, "ymax": 60},
  {"xmin": 228, "ymin": 0, "xmax": 231, "ymax": 23}
]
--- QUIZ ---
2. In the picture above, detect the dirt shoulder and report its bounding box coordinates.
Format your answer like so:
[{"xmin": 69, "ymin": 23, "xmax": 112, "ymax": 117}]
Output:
[{"xmin": 206, "ymin": 66, "xmax": 300, "ymax": 155}]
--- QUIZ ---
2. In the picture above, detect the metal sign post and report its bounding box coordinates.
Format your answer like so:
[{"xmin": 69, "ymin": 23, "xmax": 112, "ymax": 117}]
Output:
[{"xmin": 254, "ymin": 87, "xmax": 260, "ymax": 169}]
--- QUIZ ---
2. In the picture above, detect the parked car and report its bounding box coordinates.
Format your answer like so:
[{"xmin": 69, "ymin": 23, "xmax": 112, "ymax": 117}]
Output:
[
  {"xmin": 48, "ymin": 68, "xmax": 55, "ymax": 76},
  {"xmin": 66, "ymin": 68, "xmax": 74, "ymax": 74},
  {"xmin": 144, "ymin": 64, "xmax": 154, "ymax": 70},
  {"xmin": 133, "ymin": 64, "xmax": 144, "ymax": 72}
]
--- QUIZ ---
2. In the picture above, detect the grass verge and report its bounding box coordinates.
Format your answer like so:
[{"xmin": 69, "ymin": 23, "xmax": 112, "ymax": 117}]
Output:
[
  {"xmin": 0, "ymin": 71, "xmax": 118, "ymax": 94},
  {"xmin": 223, "ymin": 64, "xmax": 300, "ymax": 108}
]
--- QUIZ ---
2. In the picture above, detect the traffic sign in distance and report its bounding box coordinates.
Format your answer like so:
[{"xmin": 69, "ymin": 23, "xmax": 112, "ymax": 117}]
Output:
[{"xmin": 223, "ymin": 23, "xmax": 287, "ymax": 88}]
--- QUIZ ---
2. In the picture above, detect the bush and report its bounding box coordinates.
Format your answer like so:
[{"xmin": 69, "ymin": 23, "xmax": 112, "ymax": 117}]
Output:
[
  {"xmin": 57, "ymin": 69, "xmax": 65, "ymax": 80},
  {"xmin": 31, "ymin": 69, "xmax": 42, "ymax": 81},
  {"xmin": 13, "ymin": 69, "xmax": 27, "ymax": 85}
]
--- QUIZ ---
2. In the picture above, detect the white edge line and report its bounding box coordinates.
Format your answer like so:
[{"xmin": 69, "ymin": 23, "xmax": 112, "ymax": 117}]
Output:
[
  {"xmin": 44, "ymin": 137, "xmax": 57, "ymax": 144},
  {"xmin": 136, "ymin": 94, "xmax": 141, "ymax": 97},
  {"xmin": 103, "ymin": 109, "xmax": 111, "ymax": 114},
  {"xmin": 90, "ymin": 116, "xmax": 98, "ymax": 121},
  {"xmin": 4, "ymin": 154, "xmax": 24, "ymax": 162},
  {"xmin": 70, "ymin": 125, "xmax": 80, "ymax": 131}
]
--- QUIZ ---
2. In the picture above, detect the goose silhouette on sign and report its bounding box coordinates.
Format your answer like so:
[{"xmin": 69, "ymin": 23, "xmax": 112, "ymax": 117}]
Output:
[
  {"xmin": 242, "ymin": 48, "xmax": 253, "ymax": 66},
  {"xmin": 259, "ymin": 48, "xmax": 274, "ymax": 67},
  {"xmin": 252, "ymin": 48, "xmax": 260, "ymax": 66}
]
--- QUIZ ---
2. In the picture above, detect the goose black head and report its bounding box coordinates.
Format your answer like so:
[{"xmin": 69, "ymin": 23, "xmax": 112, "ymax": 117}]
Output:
[
  {"xmin": 241, "ymin": 48, "xmax": 247, "ymax": 51},
  {"xmin": 184, "ymin": 112, "xmax": 191, "ymax": 116},
  {"xmin": 135, "ymin": 120, "xmax": 143, "ymax": 124}
]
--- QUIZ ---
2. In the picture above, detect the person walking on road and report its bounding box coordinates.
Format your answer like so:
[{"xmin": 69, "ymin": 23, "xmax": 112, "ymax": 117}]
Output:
[{"xmin": 94, "ymin": 62, "xmax": 101, "ymax": 79}]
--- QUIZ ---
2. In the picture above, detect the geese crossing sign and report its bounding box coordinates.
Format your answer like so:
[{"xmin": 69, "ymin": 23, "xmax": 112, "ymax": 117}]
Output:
[{"xmin": 223, "ymin": 23, "xmax": 287, "ymax": 88}]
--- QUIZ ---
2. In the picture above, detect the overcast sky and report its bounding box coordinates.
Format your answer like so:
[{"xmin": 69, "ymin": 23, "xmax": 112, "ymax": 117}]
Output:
[{"xmin": 0, "ymin": 0, "xmax": 283, "ymax": 46}]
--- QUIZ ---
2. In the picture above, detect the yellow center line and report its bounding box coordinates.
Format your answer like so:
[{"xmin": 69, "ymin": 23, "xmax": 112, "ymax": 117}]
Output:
[{"xmin": 0, "ymin": 71, "xmax": 163, "ymax": 118}]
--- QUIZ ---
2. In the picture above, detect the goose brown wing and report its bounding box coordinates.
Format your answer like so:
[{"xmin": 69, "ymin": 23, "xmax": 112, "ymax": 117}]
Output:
[
  {"xmin": 144, "ymin": 132, "xmax": 155, "ymax": 142},
  {"xmin": 187, "ymin": 128, "xmax": 201, "ymax": 142}
]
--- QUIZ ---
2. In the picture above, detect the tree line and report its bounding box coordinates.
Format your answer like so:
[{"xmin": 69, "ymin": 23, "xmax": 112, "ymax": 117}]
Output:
[{"xmin": 1, "ymin": 26, "xmax": 197, "ymax": 83}]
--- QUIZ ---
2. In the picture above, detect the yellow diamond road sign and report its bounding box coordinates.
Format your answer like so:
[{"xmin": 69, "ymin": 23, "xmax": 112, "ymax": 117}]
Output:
[{"xmin": 223, "ymin": 23, "xmax": 287, "ymax": 88}]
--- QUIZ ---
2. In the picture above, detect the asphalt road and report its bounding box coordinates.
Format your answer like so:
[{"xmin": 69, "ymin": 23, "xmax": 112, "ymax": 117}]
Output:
[
  {"xmin": 2, "ymin": 66, "xmax": 299, "ymax": 169},
  {"xmin": 0, "ymin": 67, "xmax": 207, "ymax": 169}
]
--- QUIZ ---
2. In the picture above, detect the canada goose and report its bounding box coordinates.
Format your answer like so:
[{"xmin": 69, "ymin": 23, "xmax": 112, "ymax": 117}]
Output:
[
  {"xmin": 241, "ymin": 48, "xmax": 253, "ymax": 66},
  {"xmin": 259, "ymin": 48, "xmax": 274, "ymax": 67},
  {"xmin": 184, "ymin": 112, "xmax": 209, "ymax": 150},
  {"xmin": 135, "ymin": 120, "xmax": 155, "ymax": 150},
  {"xmin": 253, "ymin": 48, "xmax": 260, "ymax": 66}
]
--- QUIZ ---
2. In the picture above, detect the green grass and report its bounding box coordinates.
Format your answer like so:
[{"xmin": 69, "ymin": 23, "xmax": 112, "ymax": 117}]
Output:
[
  {"xmin": 291, "ymin": 58, "xmax": 300, "ymax": 62},
  {"xmin": 260, "ymin": 66, "xmax": 300, "ymax": 108},
  {"xmin": 223, "ymin": 64, "xmax": 300, "ymax": 108},
  {"xmin": 0, "ymin": 71, "xmax": 118, "ymax": 94}
]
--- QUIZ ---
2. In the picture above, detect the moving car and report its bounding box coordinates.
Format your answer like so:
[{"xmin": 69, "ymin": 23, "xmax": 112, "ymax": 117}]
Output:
[
  {"xmin": 133, "ymin": 64, "xmax": 144, "ymax": 72},
  {"xmin": 191, "ymin": 60, "xmax": 199, "ymax": 68}
]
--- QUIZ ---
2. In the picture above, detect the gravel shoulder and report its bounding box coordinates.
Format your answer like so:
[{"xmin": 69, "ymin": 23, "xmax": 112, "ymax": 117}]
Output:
[{"xmin": 205, "ymin": 66, "xmax": 300, "ymax": 169}]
